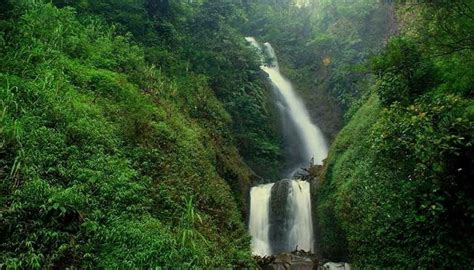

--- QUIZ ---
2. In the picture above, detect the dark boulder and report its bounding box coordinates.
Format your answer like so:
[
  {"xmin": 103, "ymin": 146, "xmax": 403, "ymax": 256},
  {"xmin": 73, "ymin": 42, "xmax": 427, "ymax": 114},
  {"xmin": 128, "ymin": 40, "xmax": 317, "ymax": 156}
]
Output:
[{"xmin": 269, "ymin": 179, "xmax": 293, "ymax": 254}]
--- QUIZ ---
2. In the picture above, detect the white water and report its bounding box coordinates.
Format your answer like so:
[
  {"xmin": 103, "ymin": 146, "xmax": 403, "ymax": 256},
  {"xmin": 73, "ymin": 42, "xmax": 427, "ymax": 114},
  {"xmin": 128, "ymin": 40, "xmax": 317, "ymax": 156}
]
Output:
[
  {"xmin": 245, "ymin": 37, "xmax": 261, "ymax": 51},
  {"xmin": 249, "ymin": 180, "xmax": 314, "ymax": 255},
  {"xmin": 246, "ymin": 37, "xmax": 328, "ymax": 176},
  {"xmin": 287, "ymin": 180, "xmax": 314, "ymax": 252},
  {"xmin": 246, "ymin": 37, "xmax": 327, "ymax": 256},
  {"xmin": 249, "ymin": 183, "xmax": 274, "ymax": 256},
  {"xmin": 261, "ymin": 43, "xmax": 328, "ymax": 168}
]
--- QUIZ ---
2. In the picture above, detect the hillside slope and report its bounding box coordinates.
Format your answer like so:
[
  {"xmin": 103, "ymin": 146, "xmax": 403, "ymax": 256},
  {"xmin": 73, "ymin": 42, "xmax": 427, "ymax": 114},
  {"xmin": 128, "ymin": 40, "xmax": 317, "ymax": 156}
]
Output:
[
  {"xmin": 0, "ymin": 1, "xmax": 273, "ymax": 268},
  {"xmin": 315, "ymin": 2, "xmax": 474, "ymax": 268}
]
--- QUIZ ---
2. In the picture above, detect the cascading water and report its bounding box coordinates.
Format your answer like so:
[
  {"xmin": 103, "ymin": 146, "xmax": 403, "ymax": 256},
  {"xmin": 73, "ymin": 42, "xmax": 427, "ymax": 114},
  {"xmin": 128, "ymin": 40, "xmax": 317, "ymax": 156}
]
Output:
[
  {"xmin": 246, "ymin": 37, "xmax": 328, "ymax": 177},
  {"xmin": 287, "ymin": 180, "xmax": 314, "ymax": 252},
  {"xmin": 246, "ymin": 37, "xmax": 328, "ymax": 256},
  {"xmin": 248, "ymin": 183, "xmax": 274, "ymax": 256}
]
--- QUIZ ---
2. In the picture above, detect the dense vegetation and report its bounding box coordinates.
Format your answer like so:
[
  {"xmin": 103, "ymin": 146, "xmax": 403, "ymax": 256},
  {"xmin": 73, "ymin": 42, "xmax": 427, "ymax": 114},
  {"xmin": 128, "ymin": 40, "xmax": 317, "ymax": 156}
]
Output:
[
  {"xmin": 315, "ymin": 2, "xmax": 474, "ymax": 268},
  {"xmin": 0, "ymin": 0, "xmax": 283, "ymax": 268},
  {"xmin": 49, "ymin": 0, "xmax": 284, "ymax": 180}
]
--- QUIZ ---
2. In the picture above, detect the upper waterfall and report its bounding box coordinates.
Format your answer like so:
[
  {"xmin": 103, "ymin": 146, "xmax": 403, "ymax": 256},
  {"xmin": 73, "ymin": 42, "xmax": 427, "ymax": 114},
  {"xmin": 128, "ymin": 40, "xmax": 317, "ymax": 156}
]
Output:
[{"xmin": 246, "ymin": 37, "xmax": 328, "ymax": 177}]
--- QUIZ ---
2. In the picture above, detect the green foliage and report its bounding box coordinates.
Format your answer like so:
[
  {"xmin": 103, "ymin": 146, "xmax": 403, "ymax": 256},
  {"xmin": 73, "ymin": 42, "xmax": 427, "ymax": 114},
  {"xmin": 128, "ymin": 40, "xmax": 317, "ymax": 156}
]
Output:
[
  {"xmin": 182, "ymin": 2, "xmax": 283, "ymax": 179},
  {"xmin": 0, "ymin": 1, "xmax": 257, "ymax": 268},
  {"xmin": 318, "ymin": 94, "xmax": 473, "ymax": 268},
  {"xmin": 50, "ymin": 0, "xmax": 284, "ymax": 180},
  {"xmin": 316, "ymin": 2, "xmax": 474, "ymax": 268},
  {"xmin": 372, "ymin": 37, "xmax": 438, "ymax": 106},
  {"xmin": 408, "ymin": 1, "xmax": 474, "ymax": 55}
]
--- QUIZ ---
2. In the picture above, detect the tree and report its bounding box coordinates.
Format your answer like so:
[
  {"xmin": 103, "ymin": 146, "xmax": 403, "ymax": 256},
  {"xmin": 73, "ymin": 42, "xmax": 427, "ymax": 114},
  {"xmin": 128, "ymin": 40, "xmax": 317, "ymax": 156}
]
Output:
[{"xmin": 372, "ymin": 37, "xmax": 437, "ymax": 106}]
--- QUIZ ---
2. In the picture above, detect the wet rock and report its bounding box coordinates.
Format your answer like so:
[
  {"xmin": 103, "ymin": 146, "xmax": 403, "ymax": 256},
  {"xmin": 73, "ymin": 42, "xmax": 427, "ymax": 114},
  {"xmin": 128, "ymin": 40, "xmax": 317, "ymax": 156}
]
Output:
[
  {"xmin": 320, "ymin": 262, "xmax": 351, "ymax": 270},
  {"xmin": 260, "ymin": 252, "xmax": 315, "ymax": 270},
  {"xmin": 269, "ymin": 179, "xmax": 293, "ymax": 254}
]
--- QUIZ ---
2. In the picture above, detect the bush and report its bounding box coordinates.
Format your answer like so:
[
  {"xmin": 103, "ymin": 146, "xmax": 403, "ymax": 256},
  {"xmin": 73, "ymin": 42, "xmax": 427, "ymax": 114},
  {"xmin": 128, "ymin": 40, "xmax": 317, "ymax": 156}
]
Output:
[{"xmin": 372, "ymin": 37, "xmax": 438, "ymax": 106}]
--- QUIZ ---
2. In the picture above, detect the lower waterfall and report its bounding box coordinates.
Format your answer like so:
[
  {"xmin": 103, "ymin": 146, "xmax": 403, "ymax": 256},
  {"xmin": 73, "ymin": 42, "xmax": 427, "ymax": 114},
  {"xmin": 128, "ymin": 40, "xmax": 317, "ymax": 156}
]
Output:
[
  {"xmin": 286, "ymin": 180, "xmax": 314, "ymax": 253},
  {"xmin": 249, "ymin": 180, "xmax": 314, "ymax": 256},
  {"xmin": 249, "ymin": 183, "xmax": 274, "ymax": 256}
]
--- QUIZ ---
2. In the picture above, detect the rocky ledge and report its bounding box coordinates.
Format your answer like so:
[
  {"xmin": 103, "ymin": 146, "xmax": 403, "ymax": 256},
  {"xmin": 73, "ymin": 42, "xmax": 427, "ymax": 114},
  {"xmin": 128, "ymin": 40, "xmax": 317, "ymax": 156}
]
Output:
[{"xmin": 254, "ymin": 250, "xmax": 350, "ymax": 270}]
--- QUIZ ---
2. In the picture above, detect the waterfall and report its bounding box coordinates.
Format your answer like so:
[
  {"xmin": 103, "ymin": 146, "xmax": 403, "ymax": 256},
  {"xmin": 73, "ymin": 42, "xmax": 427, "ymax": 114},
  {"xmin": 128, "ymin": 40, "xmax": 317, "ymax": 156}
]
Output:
[
  {"xmin": 246, "ymin": 37, "xmax": 328, "ymax": 256},
  {"xmin": 250, "ymin": 180, "xmax": 315, "ymax": 255},
  {"xmin": 246, "ymin": 37, "xmax": 328, "ymax": 177},
  {"xmin": 287, "ymin": 180, "xmax": 314, "ymax": 252},
  {"xmin": 249, "ymin": 183, "xmax": 274, "ymax": 256}
]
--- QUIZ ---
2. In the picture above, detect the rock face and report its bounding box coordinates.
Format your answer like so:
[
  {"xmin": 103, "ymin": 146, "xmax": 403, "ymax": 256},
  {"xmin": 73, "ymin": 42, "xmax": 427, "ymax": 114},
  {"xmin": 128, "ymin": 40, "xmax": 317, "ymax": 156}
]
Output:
[
  {"xmin": 269, "ymin": 179, "xmax": 293, "ymax": 254},
  {"xmin": 254, "ymin": 250, "xmax": 351, "ymax": 270},
  {"xmin": 261, "ymin": 252, "xmax": 315, "ymax": 270}
]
